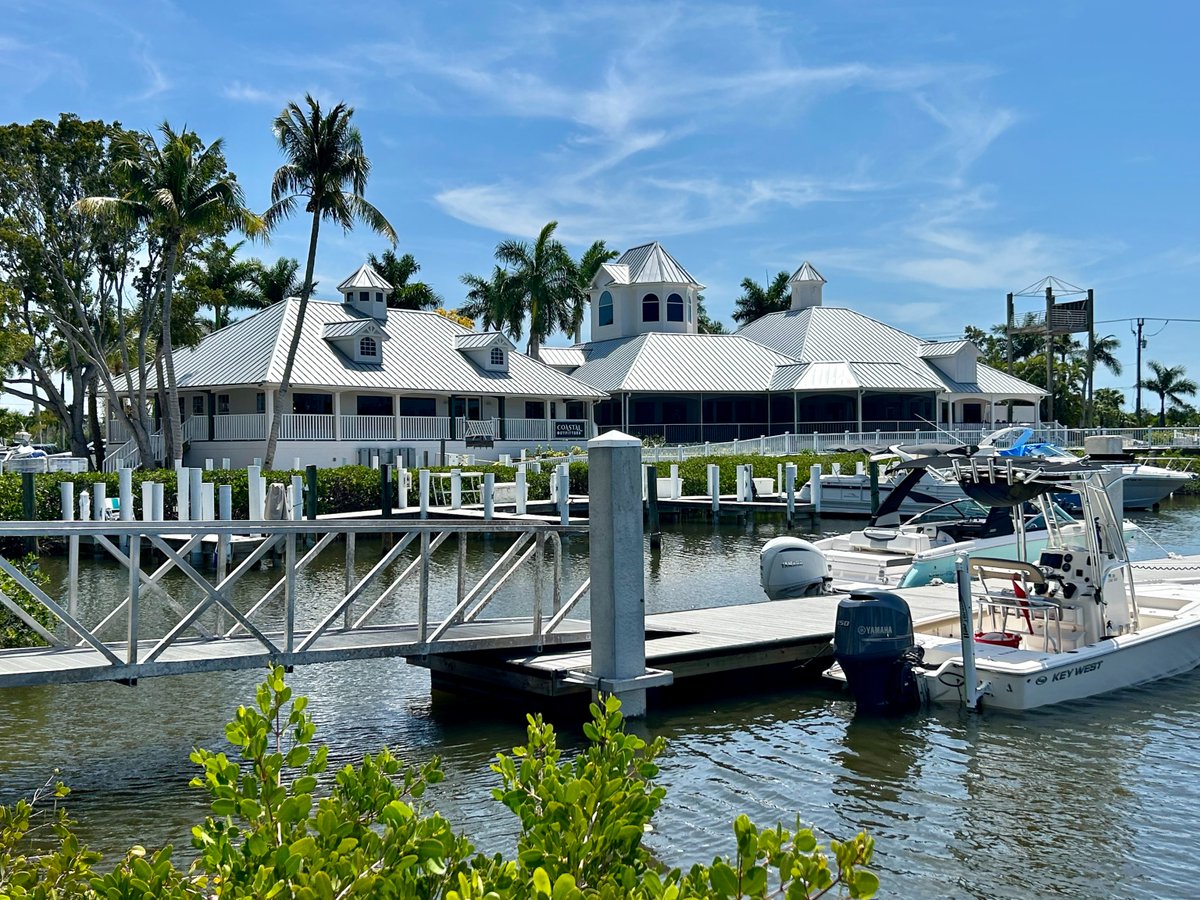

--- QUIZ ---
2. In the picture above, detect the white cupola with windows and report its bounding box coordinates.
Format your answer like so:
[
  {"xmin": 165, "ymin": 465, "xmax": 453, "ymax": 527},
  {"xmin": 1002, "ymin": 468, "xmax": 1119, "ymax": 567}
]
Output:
[
  {"xmin": 788, "ymin": 261, "xmax": 825, "ymax": 310},
  {"xmin": 589, "ymin": 241, "xmax": 705, "ymax": 342},
  {"xmin": 338, "ymin": 263, "xmax": 392, "ymax": 321}
]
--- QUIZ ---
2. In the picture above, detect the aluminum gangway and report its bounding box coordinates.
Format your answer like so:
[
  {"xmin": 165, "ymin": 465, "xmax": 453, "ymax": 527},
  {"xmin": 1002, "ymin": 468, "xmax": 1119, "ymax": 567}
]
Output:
[{"xmin": 0, "ymin": 519, "xmax": 591, "ymax": 688}]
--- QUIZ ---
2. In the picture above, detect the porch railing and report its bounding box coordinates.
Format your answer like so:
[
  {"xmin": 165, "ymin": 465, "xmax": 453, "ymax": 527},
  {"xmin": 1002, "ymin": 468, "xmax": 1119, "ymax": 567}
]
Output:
[
  {"xmin": 280, "ymin": 414, "xmax": 335, "ymax": 441},
  {"xmin": 213, "ymin": 413, "xmax": 267, "ymax": 442},
  {"xmin": 342, "ymin": 415, "xmax": 395, "ymax": 441},
  {"xmin": 504, "ymin": 418, "xmax": 549, "ymax": 442},
  {"xmin": 397, "ymin": 416, "xmax": 452, "ymax": 441}
]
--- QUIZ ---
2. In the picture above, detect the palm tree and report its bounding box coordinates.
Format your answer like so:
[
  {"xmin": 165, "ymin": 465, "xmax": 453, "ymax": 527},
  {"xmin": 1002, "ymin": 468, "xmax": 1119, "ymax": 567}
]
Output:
[
  {"xmin": 367, "ymin": 249, "xmax": 442, "ymax": 310},
  {"xmin": 695, "ymin": 295, "xmax": 727, "ymax": 334},
  {"xmin": 251, "ymin": 256, "xmax": 309, "ymax": 305},
  {"xmin": 731, "ymin": 271, "xmax": 790, "ymax": 325},
  {"xmin": 181, "ymin": 238, "xmax": 263, "ymax": 330},
  {"xmin": 570, "ymin": 240, "xmax": 619, "ymax": 343},
  {"xmin": 261, "ymin": 94, "xmax": 396, "ymax": 470},
  {"xmin": 458, "ymin": 266, "xmax": 522, "ymax": 336},
  {"xmin": 1139, "ymin": 361, "xmax": 1198, "ymax": 426},
  {"xmin": 1085, "ymin": 332, "xmax": 1122, "ymax": 426},
  {"xmin": 495, "ymin": 221, "xmax": 576, "ymax": 360},
  {"xmin": 77, "ymin": 123, "xmax": 262, "ymax": 463}
]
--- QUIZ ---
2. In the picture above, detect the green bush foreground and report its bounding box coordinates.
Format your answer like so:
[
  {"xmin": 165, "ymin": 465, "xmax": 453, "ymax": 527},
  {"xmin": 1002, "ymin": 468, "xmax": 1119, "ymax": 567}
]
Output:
[{"xmin": 0, "ymin": 666, "xmax": 878, "ymax": 899}]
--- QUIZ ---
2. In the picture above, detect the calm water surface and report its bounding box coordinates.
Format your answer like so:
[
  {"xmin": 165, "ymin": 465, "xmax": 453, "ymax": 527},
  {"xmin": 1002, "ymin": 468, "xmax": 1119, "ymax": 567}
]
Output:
[{"xmin": 3, "ymin": 498, "xmax": 1200, "ymax": 898}]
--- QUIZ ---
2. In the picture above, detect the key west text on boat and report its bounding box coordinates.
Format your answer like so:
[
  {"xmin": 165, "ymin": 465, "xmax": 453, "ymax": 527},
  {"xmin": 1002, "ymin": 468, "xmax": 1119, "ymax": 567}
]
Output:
[{"xmin": 825, "ymin": 455, "xmax": 1200, "ymax": 712}]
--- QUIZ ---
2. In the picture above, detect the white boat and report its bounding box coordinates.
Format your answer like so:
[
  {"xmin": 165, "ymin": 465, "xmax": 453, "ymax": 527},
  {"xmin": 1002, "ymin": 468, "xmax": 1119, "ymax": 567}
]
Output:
[
  {"xmin": 800, "ymin": 428, "xmax": 1195, "ymax": 515},
  {"xmin": 825, "ymin": 459, "xmax": 1200, "ymax": 712}
]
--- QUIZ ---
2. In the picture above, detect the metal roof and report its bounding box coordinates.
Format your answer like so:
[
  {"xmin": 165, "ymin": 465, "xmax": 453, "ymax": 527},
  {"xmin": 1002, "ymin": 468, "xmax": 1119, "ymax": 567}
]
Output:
[
  {"xmin": 453, "ymin": 332, "xmax": 511, "ymax": 350},
  {"xmin": 144, "ymin": 299, "xmax": 606, "ymax": 399},
  {"xmin": 609, "ymin": 242, "xmax": 703, "ymax": 287},
  {"xmin": 337, "ymin": 263, "xmax": 393, "ymax": 293},
  {"xmin": 789, "ymin": 261, "xmax": 826, "ymax": 284},
  {"xmin": 769, "ymin": 361, "xmax": 944, "ymax": 392},
  {"xmin": 736, "ymin": 306, "xmax": 1046, "ymax": 398},
  {"xmin": 538, "ymin": 346, "xmax": 590, "ymax": 368},
  {"xmin": 919, "ymin": 339, "xmax": 974, "ymax": 358},
  {"xmin": 571, "ymin": 333, "xmax": 798, "ymax": 393},
  {"xmin": 322, "ymin": 319, "xmax": 390, "ymax": 340}
]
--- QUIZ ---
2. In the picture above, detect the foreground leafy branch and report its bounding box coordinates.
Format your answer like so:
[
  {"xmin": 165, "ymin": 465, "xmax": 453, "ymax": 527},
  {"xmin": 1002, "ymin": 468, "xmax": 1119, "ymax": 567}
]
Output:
[{"xmin": 0, "ymin": 666, "xmax": 878, "ymax": 898}]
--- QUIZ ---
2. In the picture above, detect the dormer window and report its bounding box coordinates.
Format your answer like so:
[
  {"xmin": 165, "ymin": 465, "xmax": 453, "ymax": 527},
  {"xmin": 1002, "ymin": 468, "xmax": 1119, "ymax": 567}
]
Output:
[
  {"xmin": 667, "ymin": 293, "xmax": 684, "ymax": 322},
  {"xmin": 598, "ymin": 291, "xmax": 613, "ymax": 326},
  {"xmin": 642, "ymin": 293, "xmax": 660, "ymax": 322},
  {"xmin": 359, "ymin": 336, "xmax": 378, "ymax": 357},
  {"xmin": 490, "ymin": 346, "xmax": 505, "ymax": 366}
]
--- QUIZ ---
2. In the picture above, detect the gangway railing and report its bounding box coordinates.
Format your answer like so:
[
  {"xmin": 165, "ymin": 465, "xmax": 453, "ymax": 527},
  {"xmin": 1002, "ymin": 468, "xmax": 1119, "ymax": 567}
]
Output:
[{"xmin": 0, "ymin": 519, "xmax": 590, "ymax": 688}]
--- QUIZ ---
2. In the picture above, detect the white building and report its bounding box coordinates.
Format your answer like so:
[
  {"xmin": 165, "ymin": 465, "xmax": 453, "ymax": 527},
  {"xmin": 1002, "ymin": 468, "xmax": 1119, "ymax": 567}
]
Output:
[
  {"xmin": 106, "ymin": 263, "xmax": 606, "ymax": 469},
  {"xmin": 548, "ymin": 244, "xmax": 1046, "ymax": 442}
]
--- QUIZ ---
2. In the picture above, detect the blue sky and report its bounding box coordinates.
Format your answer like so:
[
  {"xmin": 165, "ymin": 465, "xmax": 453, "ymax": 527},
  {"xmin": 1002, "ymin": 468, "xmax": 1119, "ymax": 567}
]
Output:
[{"xmin": 5, "ymin": 1, "xmax": 1199, "ymax": 404}]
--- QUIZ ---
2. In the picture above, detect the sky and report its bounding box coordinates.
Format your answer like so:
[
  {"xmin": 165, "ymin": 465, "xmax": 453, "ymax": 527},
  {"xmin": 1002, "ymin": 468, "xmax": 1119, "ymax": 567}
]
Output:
[{"xmin": 4, "ymin": 0, "xmax": 1199, "ymax": 408}]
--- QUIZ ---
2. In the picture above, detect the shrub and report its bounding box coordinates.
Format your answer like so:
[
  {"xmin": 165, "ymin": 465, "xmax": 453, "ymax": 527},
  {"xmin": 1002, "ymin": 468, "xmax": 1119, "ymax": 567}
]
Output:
[{"xmin": 0, "ymin": 667, "xmax": 879, "ymax": 898}]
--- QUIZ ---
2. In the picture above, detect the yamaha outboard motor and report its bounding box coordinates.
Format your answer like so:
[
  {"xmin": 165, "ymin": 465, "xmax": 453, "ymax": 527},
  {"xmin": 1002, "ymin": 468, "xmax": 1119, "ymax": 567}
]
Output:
[
  {"xmin": 760, "ymin": 537, "xmax": 831, "ymax": 600},
  {"xmin": 833, "ymin": 590, "xmax": 923, "ymax": 714}
]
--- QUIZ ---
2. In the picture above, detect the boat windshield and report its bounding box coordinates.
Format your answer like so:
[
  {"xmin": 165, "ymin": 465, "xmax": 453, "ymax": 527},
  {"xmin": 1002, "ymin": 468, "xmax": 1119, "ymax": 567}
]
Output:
[{"xmin": 903, "ymin": 498, "xmax": 989, "ymax": 526}]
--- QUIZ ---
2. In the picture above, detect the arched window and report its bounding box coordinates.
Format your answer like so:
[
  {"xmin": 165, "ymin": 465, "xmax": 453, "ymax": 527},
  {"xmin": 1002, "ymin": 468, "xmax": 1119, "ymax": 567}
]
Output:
[
  {"xmin": 598, "ymin": 290, "xmax": 614, "ymax": 327},
  {"xmin": 490, "ymin": 346, "xmax": 505, "ymax": 366},
  {"xmin": 666, "ymin": 293, "xmax": 684, "ymax": 322},
  {"xmin": 642, "ymin": 293, "xmax": 660, "ymax": 322},
  {"xmin": 359, "ymin": 336, "xmax": 378, "ymax": 357}
]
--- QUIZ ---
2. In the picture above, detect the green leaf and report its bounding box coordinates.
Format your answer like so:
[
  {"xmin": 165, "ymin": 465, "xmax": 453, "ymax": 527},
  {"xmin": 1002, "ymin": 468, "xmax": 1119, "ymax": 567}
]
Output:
[
  {"xmin": 710, "ymin": 861, "xmax": 738, "ymax": 897},
  {"xmin": 533, "ymin": 867, "xmax": 552, "ymax": 897}
]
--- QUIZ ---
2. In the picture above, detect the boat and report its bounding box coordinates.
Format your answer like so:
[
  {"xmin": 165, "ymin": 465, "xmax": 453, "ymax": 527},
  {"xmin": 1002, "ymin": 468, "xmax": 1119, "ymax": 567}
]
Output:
[
  {"xmin": 825, "ymin": 457, "xmax": 1200, "ymax": 712},
  {"xmin": 799, "ymin": 428, "xmax": 1194, "ymax": 515}
]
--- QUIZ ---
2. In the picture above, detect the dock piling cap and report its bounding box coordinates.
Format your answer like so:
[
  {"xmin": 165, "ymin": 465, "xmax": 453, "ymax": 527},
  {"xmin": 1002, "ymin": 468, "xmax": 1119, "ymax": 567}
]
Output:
[{"xmin": 588, "ymin": 430, "xmax": 641, "ymax": 449}]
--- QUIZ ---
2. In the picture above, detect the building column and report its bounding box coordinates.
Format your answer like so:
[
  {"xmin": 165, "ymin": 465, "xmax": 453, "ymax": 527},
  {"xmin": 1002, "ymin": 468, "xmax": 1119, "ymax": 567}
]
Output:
[
  {"xmin": 332, "ymin": 392, "xmax": 342, "ymax": 441},
  {"xmin": 394, "ymin": 393, "xmax": 403, "ymax": 440},
  {"xmin": 856, "ymin": 389, "xmax": 864, "ymax": 431},
  {"xmin": 497, "ymin": 396, "xmax": 506, "ymax": 440},
  {"xmin": 263, "ymin": 388, "xmax": 273, "ymax": 445}
]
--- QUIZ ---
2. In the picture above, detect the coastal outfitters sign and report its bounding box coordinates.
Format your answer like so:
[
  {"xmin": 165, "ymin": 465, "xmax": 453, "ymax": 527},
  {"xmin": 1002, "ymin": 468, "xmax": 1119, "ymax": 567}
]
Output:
[{"xmin": 554, "ymin": 421, "xmax": 586, "ymax": 441}]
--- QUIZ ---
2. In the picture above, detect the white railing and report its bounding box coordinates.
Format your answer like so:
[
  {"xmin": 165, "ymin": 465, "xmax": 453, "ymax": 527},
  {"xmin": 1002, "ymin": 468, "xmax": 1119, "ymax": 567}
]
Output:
[
  {"xmin": 504, "ymin": 418, "xmax": 549, "ymax": 442},
  {"xmin": 459, "ymin": 418, "xmax": 497, "ymax": 440},
  {"xmin": 183, "ymin": 416, "xmax": 208, "ymax": 442},
  {"xmin": 101, "ymin": 433, "xmax": 164, "ymax": 472},
  {"xmin": 106, "ymin": 419, "xmax": 133, "ymax": 444},
  {"xmin": 342, "ymin": 415, "xmax": 396, "ymax": 441},
  {"xmin": 279, "ymin": 414, "xmax": 335, "ymax": 441},
  {"xmin": 212, "ymin": 413, "xmax": 266, "ymax": 441},
  {"xmin": 397, "ymin": 416, "xmax": 452, "ymax": 441}
]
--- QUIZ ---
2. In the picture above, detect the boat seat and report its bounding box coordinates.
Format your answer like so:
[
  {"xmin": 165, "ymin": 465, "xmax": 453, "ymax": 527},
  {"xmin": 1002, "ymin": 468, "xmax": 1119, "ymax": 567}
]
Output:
[{"xmin": 968, "ymin": 557, "xmax": 1046, "ymax": 586}]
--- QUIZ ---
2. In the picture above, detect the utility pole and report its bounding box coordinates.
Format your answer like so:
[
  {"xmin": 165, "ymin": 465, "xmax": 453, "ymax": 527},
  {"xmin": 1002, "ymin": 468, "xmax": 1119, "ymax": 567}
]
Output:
[
  {"xmin": 1006, "ymin": 292, "xmax": 1014, "ymax": 423},
  {"xmin": 1134, "ymin": 317, "xmax": 1145, "ymax": 419},
  {"xmin": 1045, "ymin": 286, "xmax": 1055, "ymax": 425}
]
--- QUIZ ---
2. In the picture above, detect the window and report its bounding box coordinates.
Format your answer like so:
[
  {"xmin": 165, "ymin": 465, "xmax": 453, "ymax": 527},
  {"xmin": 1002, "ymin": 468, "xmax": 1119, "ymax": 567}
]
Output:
[
  {"xmin": 399, "ymin": 397, "xmax": 437, "ymax": 417},
  {"xmin": 217, "ymin": 394, "xmax": 230, "ymax": 415},
  {"xmin": 191, "ymin": 395, "xmax": 205, "ymax": 417},
  {"xmin": 255, "ymin": 392, "xmax": 265, "ymax": 414},
  {"xmin": 359, "ymin": 291, "xmax": 369, "ymax": 304},
  {"xmin": 359, "ymin": 336, "xmax": 378, "ymax": 357},
  {"xmin": 642, "ymin": 293, "xmax": 660, "ymax": 322},
  {"xmin": 490, "ymin": 346, "xmax": 505, "ymax": 366},
  {"xmin": 598, "ymin": 290, "xmax": 614, "ymax": 327},
  {"xmin": 292, "ymin": 393, "xmax": 333, "ymax": 415},
  {"xmin": 451, "ymin": 397, "xmax": 481, "ymax": 420},
  {"xmin": 666, "ymin": 293, "xmax": 684, "ymax": 322},
  {"xmin": 356, "ymin": 395, "xmax": 394, "ymax": 416},
  {"xmin": 565, "ymin": 401, "xmax": 585, "ymax": 419},
  {"xmin": 550, "ymin": 402, "xmax": 558, "ymax": 420},
  {"xmin": 375, "ymin": 292, "xmax": 383, "ymax": 303},
  {"xmin": 525, "ymin": 400, "xmax": 546, "ymax": 419}
]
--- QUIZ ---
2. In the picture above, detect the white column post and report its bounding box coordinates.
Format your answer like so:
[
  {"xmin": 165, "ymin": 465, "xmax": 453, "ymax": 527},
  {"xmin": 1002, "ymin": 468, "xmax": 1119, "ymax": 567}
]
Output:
[
  {"xmin": 396, "ymin": 466, "xmax": 408, "ymax": 510},
  {"xmin": 204, "ymin": 458, "xmax": 214, "ymax": 471},
  {"xmin": 176, "ymin": 467, "xmax": 190, "ymax": 521},
  {"xmin": 332, "ymin": 392, "xmax": 342, "ymax": 441},
  {"xmin": 189, "ymin": 468, "xmax": 203, "ymax": 521},
  {"xmin": 588, "ymin": 430, "xmax": 653, "ymax": 717},
  {"xmin": 516, "ymin": 464, "xmax": 527, "ymax": 515},
  {"xmin": 785, "ymin": 463, "xmax": 797, "ymax": 525},
  {"xmin": 118, "ymin": 468, "xmax": 133, "ymax": 522},
  {"xmin": 248, "ymin": 464, "xmax": 263, "ymax": 520},
  {"xmin": 557, "ymin": 461, "xmax": 570, "ymax": 525},
  {"xmin": 483, "ymin": 472, "xmax": 495, "ymax": 521},
  {"xmin": 809, "ymin": 463, "xmax": 822, "ymax": 513},
  {"xmin": 450, "ymin": 468, "xmax": 462, "ymax": 509},
  {"xmin": 419, "ymin": 469, "xmax": 430, "ymax": 519},
  {"xmin": 93, "ymin": 482, "xmax": 107, "ymax": 522},
  {"xmin": 141, "ymin": 482, "xmax": 153, "ymax": 522},
  {"xmin": 708, "ymin": 463, "xmax": 720, "ymax": 513},
  {"xmin": 201, "ymin": 482, "xmax": 215, "ymax": 520},
  {"xmin": 151, "ymin": 482, "xmax": 164, "ymax": 521},
  {"xmin": 291, "ymin": 475, "xmax": 303, "ymax": 520},
  {"xmin": 669, "ymin": 463, "xmax": 680, "ymax": 500}
]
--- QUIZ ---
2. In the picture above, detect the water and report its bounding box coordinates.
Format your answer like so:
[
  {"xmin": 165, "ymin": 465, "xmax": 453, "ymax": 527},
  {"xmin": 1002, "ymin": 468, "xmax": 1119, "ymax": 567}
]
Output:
[{"xmin": 4, "ymin": 498, "xmax": 1200, "ymax": 898}]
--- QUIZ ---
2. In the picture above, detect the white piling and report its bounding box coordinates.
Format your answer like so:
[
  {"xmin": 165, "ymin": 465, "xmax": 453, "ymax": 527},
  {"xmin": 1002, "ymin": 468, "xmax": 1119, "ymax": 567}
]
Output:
[
  {"xmin": 201, "ymin": 482, "xmax": 215, "ymax": 520},
  {"xmin": 189, "ymin": 468, "xmax": 204, "ymax": 521},
  {"xmin": 247, "ymin": 465, "xmax": 263, "ymax": 520},
  {"xmin": 93, "ymin": 482, "xmax": 107, "ymax": 522},
  {"xmin": 253, "ymin": 458, "xmax": 262, "ymax": 467},
  {"xmin": 500, "ymin": 453, "xmax": 511, "ymax": 465},
  {"xmin": 516, "ymin": 465, "xmax": 527, "ymax": 516},
  {"xmin": 290, "ymin": 475, "xmax": 303, "ymax": 520},
  {"xmin": 856, "ymin": 461, "xmax": 866, "ymax": 476},
  {"xmin": 221, "ymin": 458, "xmax": 230, "ymax": 470},
  {"xmin": 205, "ymin": 458, "xmax": 214, "ymax": 471},
  {"xmin": 141, "ymin": 482, "xmax": 153, "ymax": 522},
  {"xmin": 176, "ymin": 467, "xmax": 191, "ymax": 521},
  {"xmin": 558, "ymin": 461, "xmax": 570, "ymax": 525},
  {"xmin": 832, "ymin": 462, "xmax": 842, "ymax": 476},
  {"xmin": 396, "ymin": 467, "xmax": 408, "ymax": 510},
  {"xmin": 61, "ymin": 482, "xmax": 78, "ymax": 628},
  {"xmin": 785, "ymin": 463, "xmax": 797, "ymax": 525},
  {"xmin": 450, "ymin": 468, "xmax": 462, "ymax": 509},
  {"xmin": 669, "ymin": 463, "xmax": 680, "ymax": 500},
  {"xmin": 777, "ymin": 463, "xmax": 783, "ymax": 495},
  {"xmin": 293, "ymin": 457, "xmax": 301, "ymax": 471},
  {"xmin": 531, "ymin": 460, "xmax": 542, "ymax": 475},
  {"xmin": 808, "ymin": 463, "xmax": 822, "ymax": 513},
  {"xmin": 483, "ymin": 472, "xmax": 495, "ymax": 521},
  {"xmin": 708, "ymin": 463, "xmax": 720, "ymax": 512},
  {"xmin": 371, "ymin": 454, "xmax": 379, "ymax": 470},
  {"xmin": 151, "ymin": 482, "xmax": 164, "ymax": 521},
  {"xmin": 419, "ymin": 469, "xmax": 430, "ymax": 519},
  {"xmin": 60, "ymin": 482, "xmax": 74, "ymax": 521},
  {"xmin": 587, "ymin": 430, "xmax": 651, "ymax": 717},
  {"xmin": 79, "ymin": 489, "xmax": 91, "ymax": 522}
]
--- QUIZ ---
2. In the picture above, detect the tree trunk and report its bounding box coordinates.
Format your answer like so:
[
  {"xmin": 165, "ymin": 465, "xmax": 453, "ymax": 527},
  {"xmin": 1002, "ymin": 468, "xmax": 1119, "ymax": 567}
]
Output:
[
  {"xmin": 263, "ymin": 209, "xmax": 322, "ymax": 470},
  {"xmin": 86, "ymin": 369, "xmax": 104, "ymax": 470},
  {"xmin": 160, "ymin": 240, "xmax": 185, "ymax": 464}
]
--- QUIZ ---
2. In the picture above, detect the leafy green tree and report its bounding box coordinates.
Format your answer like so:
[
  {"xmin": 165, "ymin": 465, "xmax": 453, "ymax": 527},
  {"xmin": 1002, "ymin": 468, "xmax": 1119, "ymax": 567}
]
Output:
[
  {"xmin": 367, "ymin": 248, "xmax": 443, "ymax": 310},
  {"xmin": 1092, "ymin": 387, "xmax": 1128, "ymax": 427},
  {"xmin": 571, "ymin": 239, "xmax": 619, "ymax": 343},
  {"xmin": 261, "ymin": 94, "xmax": 396, "ymax": 470},
  {"xmin": 732, "ymin": 271, "xmax": 790, "ymax": 325},
  {"xmin": 179, "ymin": 238, "xmax": 263, "ymax": 330},
  {"xmin": 696, "ymin": 294, "xmax": 728, "ymax": 334},
  {"xmin": 495, "ymin": 220, "xmax": 577, "ymax": 360},
  {"xmin": 78, "ymin": 123, "xmax": 262, "ymax": 463},
  {"xmin": 1140, "ymin": 360, "xmax": 1198, "ymax": 426}
]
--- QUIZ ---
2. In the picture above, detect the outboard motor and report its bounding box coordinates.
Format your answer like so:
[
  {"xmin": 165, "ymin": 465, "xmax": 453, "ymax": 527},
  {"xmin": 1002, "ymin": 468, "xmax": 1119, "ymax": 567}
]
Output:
[
  {"xmin": 760, "ymin": 537, "xmax": 831, "ymax": 600},
  {"xmin": 833, "ymin": 591, "xmax": 924, "ymax": 714}
]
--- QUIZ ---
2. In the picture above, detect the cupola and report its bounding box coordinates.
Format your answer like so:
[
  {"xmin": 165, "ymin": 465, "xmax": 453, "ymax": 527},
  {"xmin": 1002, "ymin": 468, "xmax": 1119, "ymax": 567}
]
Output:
[
  {"xmin": 337, "ymin": 263, "xmax": 392, "ymax": 321},
  {"xmin": 788, "ymin": 261, "xmax": 825, "ymax": 310}
]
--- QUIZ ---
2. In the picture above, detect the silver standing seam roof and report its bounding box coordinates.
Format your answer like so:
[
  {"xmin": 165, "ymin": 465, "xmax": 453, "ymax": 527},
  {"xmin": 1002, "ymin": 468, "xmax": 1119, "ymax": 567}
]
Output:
[
  {"xmin": 141, "ymin": 300, "xmax": 606, "ymax": 399},
  {"xmin": 337, "ymin": 263, "xmax": 394, "ymax": 293},
  {"xmin": 596, "ymin": 242, "xmax": 705, "ymax": 289}
]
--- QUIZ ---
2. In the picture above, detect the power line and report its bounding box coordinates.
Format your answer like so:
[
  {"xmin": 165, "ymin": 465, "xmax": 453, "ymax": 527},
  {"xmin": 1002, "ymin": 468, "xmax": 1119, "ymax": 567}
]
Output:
[{"xmin": 1095, "ymin": 316, "xmax": 1200, "ymax": 325}]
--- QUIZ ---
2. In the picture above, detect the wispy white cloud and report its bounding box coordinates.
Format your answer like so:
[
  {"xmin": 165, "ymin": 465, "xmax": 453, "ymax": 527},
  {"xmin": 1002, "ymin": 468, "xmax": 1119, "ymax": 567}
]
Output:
[
  {"xmin": 128, "ymin": 42, "xmax": 170, "ymax": 102},
  {"xmin": 223, "ymin": 81, "xmax": 280, "ymax": 105}
]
